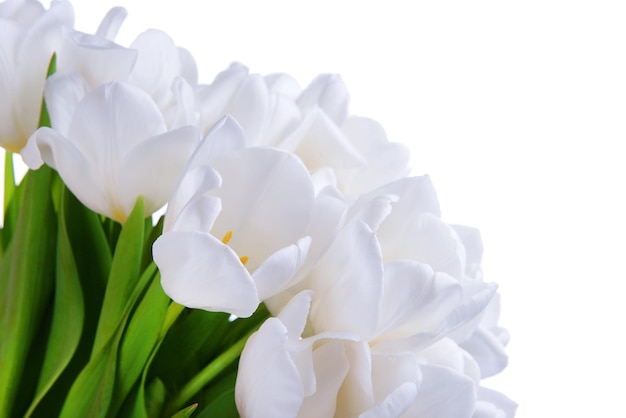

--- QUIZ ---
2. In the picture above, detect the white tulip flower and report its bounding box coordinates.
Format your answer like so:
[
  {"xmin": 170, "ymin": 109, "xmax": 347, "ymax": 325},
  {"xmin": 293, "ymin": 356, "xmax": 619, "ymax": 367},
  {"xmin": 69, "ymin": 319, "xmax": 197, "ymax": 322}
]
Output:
[
  {"xmin": 22, "ymin": 81, "xmax": 200, "ymax": 222},
  {"xmin": 196, "ymin": 63, "xmax": 410, "ymax": 194},
  {"xmin": 153, "ymin": 117, "xmax": 344, "ymax": 317},
  {"xmin": 0, "ymin": 0, "xmax": 73, "ymax": 152}
]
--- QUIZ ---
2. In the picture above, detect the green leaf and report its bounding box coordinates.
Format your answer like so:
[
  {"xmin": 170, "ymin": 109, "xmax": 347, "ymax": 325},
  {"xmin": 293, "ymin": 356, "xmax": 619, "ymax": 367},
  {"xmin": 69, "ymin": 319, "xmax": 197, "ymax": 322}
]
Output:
[
  {"xmin": 109, "ymin": 267, "xmax": 169, "ymax": 416},
  {"xmin": 118, "ymin": 300, "xmax": 184, "ymax": 418},
  {"xmin": 62, "ymin": 189, "xmax": 111, "ymax": 337},
  {"xmin": 145, "ymin": 378, "xmax": 167, "ymax": 418},
  {"xmin": 142, "ymin": 214, "xmax": 163, "ymax": 271},
  {"xmin": 37, "ymin": 53, "xmax": 56, "ymax": 129},
  {"xmin": 120, "ymin": 363, "xmax": 165, "ymax": 418},
  {"xmin": 0, "ymin": 166, "xmax": 57, "ymax": 417},
  {"xmin": 24, "ymin": 188, "xmax": 116, "ymax": 418},
  {"xmin": 59, "ymin": 248, "xmax": 157, "ymax": 418},
  {"xmin": 191, "ymin": 370, "xmax": 238, "ymax": 418},
  {"xmin": 58, "ymin": 325, "xmax": 121, "ymax": 418},
  {"xmin": 171, "ymin": 403, "xmax": 199, "ymax": 418},
  {"xmin": 1, "ymin": 153, "xmax": 28, "ymax": 254},
  {"xmin": 3, "ymin": 151, "xmax": 15, "ymax": 214},
  {"xmin": 91, "ymin": 197, "xmax": 145, "ymax": 357},
  {"xmin": 24, "ymin": 189, "xmax": 85, "ymax": 417},
  {"xmin": 162, "ymin": 323, "xmax": 260, "ymax": 417},
  {"xmin": 150, "ymin": 309, "xmax": 231, "ymax": 392},
  {"xmin": 194, "ymin": 389, "xmax": 238, "ymax": 418}
]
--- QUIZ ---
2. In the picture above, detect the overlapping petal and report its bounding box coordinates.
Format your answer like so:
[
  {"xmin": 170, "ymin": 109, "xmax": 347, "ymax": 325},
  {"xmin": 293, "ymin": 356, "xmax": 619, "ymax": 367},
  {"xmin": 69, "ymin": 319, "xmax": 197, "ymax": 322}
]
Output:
[
  {"xmin": 196, "ymin": 63, "xmax": 411, "ymax": 195},
  {"xmin": 306, "ymin": 220, "xmax": 383, "ymax": 338},
  {"xmin": 155, "ymin": 118, "xmax": 331, "ymax": 315},
  {"xmin": 235, "ymin": 317, "xmax": 305, "ymax": 418},
  {"xmin": 0, "ymin": 0, "xmax": 73, "ymax": 151},
  {"xmin": 475, "ymin": 387, "xmax": 518, "ymax": 418},
  {"xmin": 153, "ymin": 230, "xmax": 258, "ymax": 317},
  {"xmin": 23, "ymin": 81, "xmax": 200, "ymax": 222},
  {"xmin": 404, "ymin": 364, "xmax": 476, "ymax": 418},
  {"xmin": 373, "ymin": 261, "xmax": 462, "ymax": 342}
]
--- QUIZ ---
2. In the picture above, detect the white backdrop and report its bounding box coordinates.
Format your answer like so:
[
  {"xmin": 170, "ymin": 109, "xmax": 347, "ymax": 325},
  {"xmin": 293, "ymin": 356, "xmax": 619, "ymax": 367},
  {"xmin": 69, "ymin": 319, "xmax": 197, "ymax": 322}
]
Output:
[{"xmin": 13, "ymin": 1, "xmax": 626, "ymax": 416}]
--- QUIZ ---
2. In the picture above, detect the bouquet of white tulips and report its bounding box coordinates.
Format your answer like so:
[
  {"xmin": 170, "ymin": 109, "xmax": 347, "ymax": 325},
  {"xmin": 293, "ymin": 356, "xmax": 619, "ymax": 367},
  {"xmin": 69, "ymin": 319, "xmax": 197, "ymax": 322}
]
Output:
[{"xmin": 0, "ymin": 1, "xmax": 516, "ymax": 417}]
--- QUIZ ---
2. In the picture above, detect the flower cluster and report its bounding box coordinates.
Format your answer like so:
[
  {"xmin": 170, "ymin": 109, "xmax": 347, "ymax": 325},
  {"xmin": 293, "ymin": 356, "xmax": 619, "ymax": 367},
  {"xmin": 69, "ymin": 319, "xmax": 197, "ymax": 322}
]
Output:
[{"xmin": 1, "ymin": 1, "xmax": 515, "ymax": 417}]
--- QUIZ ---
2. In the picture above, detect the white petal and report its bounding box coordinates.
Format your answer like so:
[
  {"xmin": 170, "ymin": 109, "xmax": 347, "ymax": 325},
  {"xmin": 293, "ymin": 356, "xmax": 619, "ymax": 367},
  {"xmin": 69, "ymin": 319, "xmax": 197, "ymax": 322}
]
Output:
[
  {"xmin": 169, "ymin": 194, "xmax": 221, "ymax": 234},
  {"xmin": 185, "ymin": 115, "xmax": 246, "ymax": 172},
  {"xmin": 14, "ymin": 0, "xmax": 74, "ymax": 145},
  {"xmin": 335, "ymin": 340, "xmax": 375, "ymax": 417},
  {"xmin": 94, "ymin": 6, "xmax": 127, "ymax": 40},
  {"xmin": 263, "ymin": 92, "xmax": 302, "ymax": 147},
  {"xmin": 308, "ymin": 221, "xmax": 383, "ymax": 338},
  {"xmin": 265, "ymin": 72, "xmax": 301, "ymax": 100},
  {"xmin": 370, "ymin": 351, "xmax": 420, "ymax": 405},
  {"xmin": 163, "ymin": 77, "xmax": 198, "ymax": 129},
  {"xmin": 229, "ymin": 74, "xmax": 269, "ymax": 145},
  {"xmin": 23, "ymin": 127, "xmax": 110, "ymax": 217},
  {"xmin": 376, "ymin": 281, "xmax": 497, "ymax": 352},
  {"xmin": 447, "ymin": 281, "xmax": 499, "ymax": 342},
  {"xmin": 198, "ymin": 62, "xmax": 248, "ymax": 130},
  {"xmin": 0, "ymin": 0, "xmax": 44, "ymax": 24},
  {"xmin": 300, "ymin": 190, "xmax": 348, "ymax": 274},
  {"xmin": 210, "ymin": 147, "xmax": 315, "ymax": 271},
  {"xmin": 276, "ymin": 290, "xmax": 313, "ymax": 340},
  {"xmin": 339, "ymin": 116, "xmax": 411, "ymax": 194},
  {"xmin": 0, "ymin": 20, "xmax": 19, "ymax": 147},
  {"xmin": 235, "ymin": 318, "xmax": 304, "ymax": 418},
  {"xmin": 453, "ymin": 224, "xmax": 485, "ymax": 279},
  {"xmin": 341, "ymin": 116, "xmax": 388, "ymax": 152},
  {"xmin": 406, "ymin": 364, "xmax": 476, "ymax": 418},
  {"xmin": 476, "ymin": 387, "xmax": 517, "ymax": 418},
  {"xmin": 253, "ymin": 236, "xmax": 311, "ymax": 301},
  {"xmin": 17, "ymin": 126, "xmax": 43, "ymax": 170},
  {"xmin": 479, "ymin": 292, "xmax": 503, "ymax": 330},
  {"xmin": 360, "ymin": 382, "xmax": 418, "ymax": 418},
  {"xmin": 310, "ymin": 166, "xmax": 338, "ymax": 194},
  {"xmin": 164, "ymin": 165, "xmax": 222, "ymax": 233},
  {"xmin": 460, "ymin": 327, "xmax": 508, "ymax": 378},
  {"xmin": 177, "ymin": 47, "xmax": 198, "ymax": 85},
  {"xmin": 67, "ymin": 81, "xmax": 166, "ymax": 163},
  {"xmin": 129, "ymin": 30, "xmax": 181, "ymax": 103},
  {"xmin": 57, "ymin": 29, "xmax": 137, "ymax": 88},
  {"xmin": 258, "ymin": 189, "xmax": 347, "ymax": 312},
  {"xmin": 372, "ymin": 175, "xmax": 441, "ymax": 217},
  {"xmin": 417, "ymin": 338, "xmax": 480, "ymax": 387},
  {"xmin": 298, "ymin": 73, "xmax": 349, "ymax": 124},
  {"xmin": 473, "ymin": 402, "xmax": 507, "ymax": 418},
  {"xmin": 374, "ymin": 261, "xmax": 462, "ymax": 341},
  {"xmin": 381, "ymin": 212, "xmax": 466, "ymax": 280},
  {"xmin": 43, "ymin": 72, "xmax": 88, "ymax": 135},
  {"xmin": 118, "ymin": 125, "xmax": 201, "ymax": 217},
  {"xmin": 298, "ymin": 339, "xmax": 350, "ymax": 418},
  {"xmin": 153, "ymin": 231, "xmax": 259, "ymax": 317},
  {"xmin": 348, "ymin": 193, "xmax": 398, "ymax": 231},
  {"xmin": 279, "ymin": 108, "xmax": 366, "ymax": 172}
]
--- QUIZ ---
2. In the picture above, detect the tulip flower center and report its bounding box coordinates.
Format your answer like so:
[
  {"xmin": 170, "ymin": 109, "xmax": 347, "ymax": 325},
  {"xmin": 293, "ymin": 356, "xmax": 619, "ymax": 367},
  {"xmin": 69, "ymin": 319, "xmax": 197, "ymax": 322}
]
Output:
[{"xmin": 222, "ymin": 231, "xmax": 249, "ymax": 265}]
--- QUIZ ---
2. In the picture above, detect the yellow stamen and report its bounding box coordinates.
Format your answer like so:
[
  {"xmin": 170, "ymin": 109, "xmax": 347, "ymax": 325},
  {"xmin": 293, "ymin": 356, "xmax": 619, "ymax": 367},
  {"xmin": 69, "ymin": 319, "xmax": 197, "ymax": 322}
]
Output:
[
  {"xmin": 222, "ymin": 230, "xmax": 233, "ymax": 244},
  {"xmin": 221, "ymin": 231, "xmax": 249, "ymax": 265}
]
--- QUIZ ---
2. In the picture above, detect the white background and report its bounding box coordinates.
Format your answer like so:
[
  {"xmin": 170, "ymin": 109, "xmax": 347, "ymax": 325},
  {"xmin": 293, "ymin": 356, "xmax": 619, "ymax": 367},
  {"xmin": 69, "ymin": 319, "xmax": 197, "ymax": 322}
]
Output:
[{"xmin": 17, "ymin": 1, "xmax": 626, "ymax": 416}]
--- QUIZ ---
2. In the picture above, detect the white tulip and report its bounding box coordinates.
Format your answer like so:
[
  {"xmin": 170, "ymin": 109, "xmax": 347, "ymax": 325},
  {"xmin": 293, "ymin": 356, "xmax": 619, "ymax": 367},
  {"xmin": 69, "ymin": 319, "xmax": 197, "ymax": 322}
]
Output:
[
  {"xmin": 153, "ymin": 117, "xmax": 343, "ymax": 317},
  {"xmin": 0, "ymin": 0, "xmax": 73, "ymax": 152},
  {"xmin": 22, "ymin": 81, "xmax": 200, "ymax": 222},
  {"xmin": 196, "ymin": 63, "xmax": 410, "ymax": 194}
]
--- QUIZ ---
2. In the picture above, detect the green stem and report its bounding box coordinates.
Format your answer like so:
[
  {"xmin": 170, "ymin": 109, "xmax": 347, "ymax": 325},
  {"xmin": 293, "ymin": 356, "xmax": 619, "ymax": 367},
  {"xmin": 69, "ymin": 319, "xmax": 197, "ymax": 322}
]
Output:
[
  {"xmin": 159, "ymin": 301, "xmax": 185, "ymax": 339},
  {"xmin": 162, "ymin": 325, "xmax": 258, "ymax": 417}
]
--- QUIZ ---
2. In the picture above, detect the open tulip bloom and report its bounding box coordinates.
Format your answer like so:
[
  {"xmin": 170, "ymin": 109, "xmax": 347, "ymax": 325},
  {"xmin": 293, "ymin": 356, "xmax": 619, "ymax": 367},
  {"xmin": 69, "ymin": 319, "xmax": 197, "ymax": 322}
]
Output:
[{"xmin": 0, "ymin": 1, "xmax": 516, "ymax": 417}]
